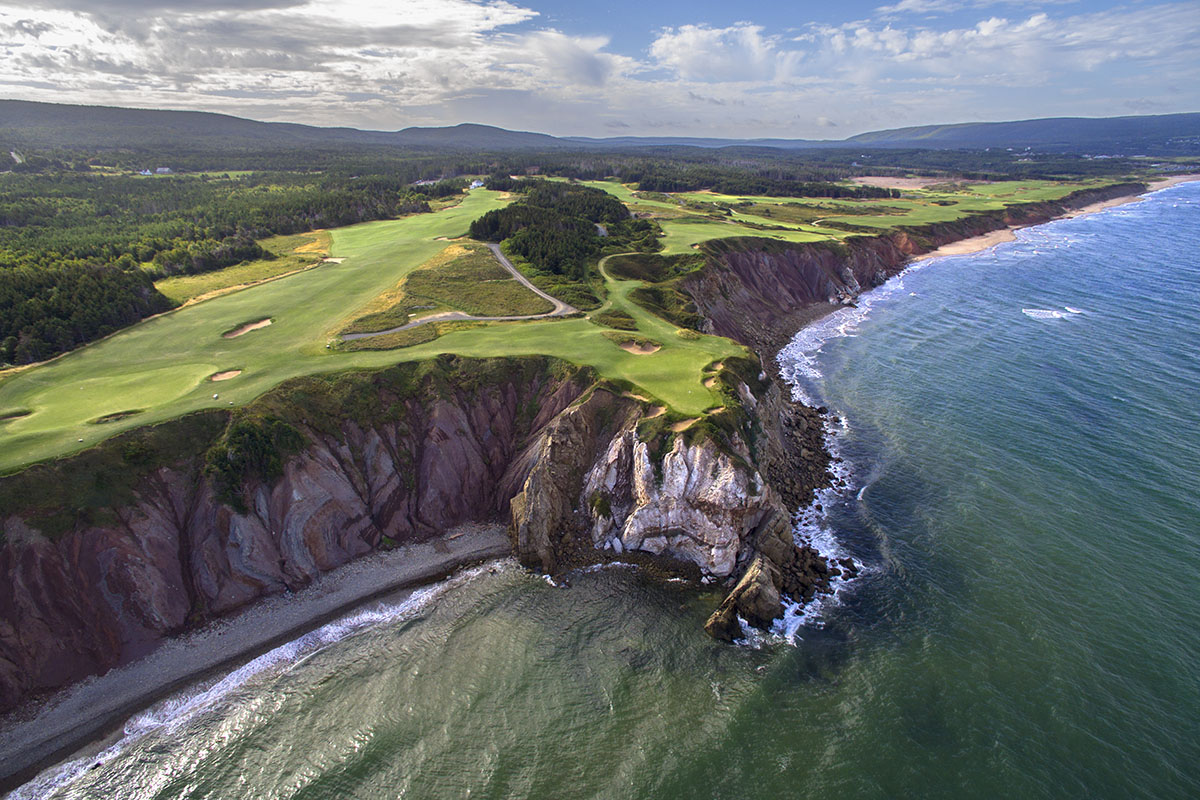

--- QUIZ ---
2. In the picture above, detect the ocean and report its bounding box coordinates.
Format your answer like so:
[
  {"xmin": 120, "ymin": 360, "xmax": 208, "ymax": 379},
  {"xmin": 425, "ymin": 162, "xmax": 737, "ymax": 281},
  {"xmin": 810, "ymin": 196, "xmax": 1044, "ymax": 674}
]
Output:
[{"xmin": 13, "ymin": 181, "xmax": 1200, "ymax": 799}]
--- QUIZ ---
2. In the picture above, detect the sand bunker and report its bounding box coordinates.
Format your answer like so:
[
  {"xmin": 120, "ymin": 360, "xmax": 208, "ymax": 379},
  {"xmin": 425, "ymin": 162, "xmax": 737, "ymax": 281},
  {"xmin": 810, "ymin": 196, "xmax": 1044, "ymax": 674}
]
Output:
[
  {"xmin": 210, "ymin": 370, "xmax": 242, "ymax": 381},
  {"xmin": 619, "ymin": 341, "xmax": 661, "ymax": 355},
  {"xmin": 703, "ymin": 376, "xmax": 718, "ymax": 389},
  {"xmin": 223, "ymin": 318, "xmax": 272, "ymax": 338},
  {"xmin": 670, "ymin": 418, "xmax": 699, "ymax": 432},
  {"xmin": 322, "ymin": 257, "xmax": 346, "ymax": 263},
  {"xmin": 646, "ymin": 405, "xmax": 667, "ymax": 419}
]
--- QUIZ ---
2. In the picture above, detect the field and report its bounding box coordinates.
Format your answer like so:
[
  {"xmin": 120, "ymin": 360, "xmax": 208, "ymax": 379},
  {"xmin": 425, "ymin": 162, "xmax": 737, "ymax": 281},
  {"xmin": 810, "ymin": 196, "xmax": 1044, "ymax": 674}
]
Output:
[{"xmin": 0, "ymin": 176, "xmax": 1115, "ymax": 473}]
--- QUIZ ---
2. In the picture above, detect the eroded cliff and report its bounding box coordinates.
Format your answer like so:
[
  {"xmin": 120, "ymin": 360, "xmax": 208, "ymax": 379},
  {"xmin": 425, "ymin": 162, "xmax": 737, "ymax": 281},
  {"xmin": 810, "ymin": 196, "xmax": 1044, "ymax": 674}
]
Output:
[{"xmin": 686, "ymin": 183, "xmax": 1145, "ymax": 350}]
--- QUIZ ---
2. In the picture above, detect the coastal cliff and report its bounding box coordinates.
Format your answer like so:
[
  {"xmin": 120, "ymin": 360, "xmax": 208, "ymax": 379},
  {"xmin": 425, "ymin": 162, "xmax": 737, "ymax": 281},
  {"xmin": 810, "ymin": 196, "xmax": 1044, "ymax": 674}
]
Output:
[
  {"xmin": 687, "ymin": 183, "xmax": 1145, "ymax": 350},
  {"xmin": 0, "ymin": 181, "xmax": 1147, "ymax": 714},
  {"xmin": 0, "ymin": 354, "xmax": 834, "ymax": 712}
]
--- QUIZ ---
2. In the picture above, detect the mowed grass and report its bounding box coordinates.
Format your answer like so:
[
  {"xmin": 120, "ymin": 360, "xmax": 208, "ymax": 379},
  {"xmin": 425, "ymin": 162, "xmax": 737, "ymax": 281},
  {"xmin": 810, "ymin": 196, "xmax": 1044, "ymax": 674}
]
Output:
[
  {"xmin": 0, "ymin": 176, "xmax": 1110, "ymax": 473},
  {"xmin": 0, "ymin": 190, "xmax": 510, "ymax": 472},
  {"xmin": 155, "ymin": 231, "xmax": 333, "ymax": 304}
]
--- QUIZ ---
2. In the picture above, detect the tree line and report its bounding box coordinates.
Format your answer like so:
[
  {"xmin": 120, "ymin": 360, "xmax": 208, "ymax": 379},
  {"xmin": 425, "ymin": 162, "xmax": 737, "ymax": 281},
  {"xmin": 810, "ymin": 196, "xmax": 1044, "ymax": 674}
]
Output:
[
  {"xmin": 0, "ymin": 170, "xmax": 467, "ymax": 365},
  {"xmin": 469, "ymin": 179, "xmax": 637, "ymax": 281}
]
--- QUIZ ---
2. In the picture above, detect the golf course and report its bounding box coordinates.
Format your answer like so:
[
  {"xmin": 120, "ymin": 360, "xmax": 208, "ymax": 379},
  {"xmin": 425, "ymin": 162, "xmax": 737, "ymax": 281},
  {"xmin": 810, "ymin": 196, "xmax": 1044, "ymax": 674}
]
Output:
[{"xmin": 0, "ymin": 176, "xmax": 1108, "ymax": 474}]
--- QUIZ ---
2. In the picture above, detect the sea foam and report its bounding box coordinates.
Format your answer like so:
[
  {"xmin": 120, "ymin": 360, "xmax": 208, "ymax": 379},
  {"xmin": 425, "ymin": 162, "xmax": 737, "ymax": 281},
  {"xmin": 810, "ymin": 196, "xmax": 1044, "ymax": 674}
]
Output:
[{"xmin": 10, "ymin": 560, "xmax": 512, "ymax": 800}]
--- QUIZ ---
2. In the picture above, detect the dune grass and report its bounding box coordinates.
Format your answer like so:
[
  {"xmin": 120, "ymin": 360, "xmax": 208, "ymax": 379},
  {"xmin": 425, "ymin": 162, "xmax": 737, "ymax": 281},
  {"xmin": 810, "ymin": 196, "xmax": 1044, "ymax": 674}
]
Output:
[{"xmin": 341, "ymin": 243, "xmax": 553, "ymax": 334}]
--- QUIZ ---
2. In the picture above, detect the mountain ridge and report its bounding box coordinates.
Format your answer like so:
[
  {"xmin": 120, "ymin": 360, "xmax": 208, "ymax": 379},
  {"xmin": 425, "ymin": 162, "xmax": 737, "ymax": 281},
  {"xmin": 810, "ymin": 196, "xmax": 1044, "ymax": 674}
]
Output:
[{"xmin": 2, "ymin": 99, "xmax": 1198, "ymax": 154}]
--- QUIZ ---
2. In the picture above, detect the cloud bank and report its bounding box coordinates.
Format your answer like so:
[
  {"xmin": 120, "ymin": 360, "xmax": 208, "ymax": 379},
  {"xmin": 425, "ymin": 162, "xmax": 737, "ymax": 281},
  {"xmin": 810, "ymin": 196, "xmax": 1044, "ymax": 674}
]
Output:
[{"xmin": 0, "ymin": 0, "xmax": 1196, "ymax": 137}]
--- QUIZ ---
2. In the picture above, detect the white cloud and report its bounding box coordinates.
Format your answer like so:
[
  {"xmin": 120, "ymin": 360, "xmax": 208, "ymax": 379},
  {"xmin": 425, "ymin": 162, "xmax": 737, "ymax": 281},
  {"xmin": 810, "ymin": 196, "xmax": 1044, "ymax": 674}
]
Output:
[
  {"xmin": 876, "ymin": 0, "xmax": 1078, "ymax": 16},
  {"xmin": 0, "ymin": 0, "xmax": 1196, "ymax": 137},
  {"xmin": 649, "ymin": 23, "xmax": 800, "ymax": 83}
]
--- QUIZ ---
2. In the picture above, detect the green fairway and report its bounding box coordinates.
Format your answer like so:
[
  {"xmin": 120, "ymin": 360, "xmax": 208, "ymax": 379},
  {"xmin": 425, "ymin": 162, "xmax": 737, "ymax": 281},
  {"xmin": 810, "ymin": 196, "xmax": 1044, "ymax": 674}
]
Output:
[{"xmin": 0, "ymin": 186, "xmax": 745, "ymax": 472}]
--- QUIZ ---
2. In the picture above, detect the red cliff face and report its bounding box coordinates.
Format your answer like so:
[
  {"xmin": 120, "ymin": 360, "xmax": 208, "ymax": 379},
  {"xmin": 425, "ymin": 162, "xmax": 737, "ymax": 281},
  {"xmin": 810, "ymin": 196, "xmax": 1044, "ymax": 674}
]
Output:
[
  {"xmin": 0, "ymin": 364, "xmax": 589, "ymax": 711},
  {"xmin": 684, "ymin": 183, "xmax": 1146, "ymax": 351}
]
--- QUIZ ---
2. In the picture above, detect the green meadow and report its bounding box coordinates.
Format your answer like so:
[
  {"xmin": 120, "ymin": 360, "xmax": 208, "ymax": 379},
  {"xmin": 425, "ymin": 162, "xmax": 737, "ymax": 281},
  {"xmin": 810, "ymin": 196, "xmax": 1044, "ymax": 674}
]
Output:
[{"xmin": 0, "ymin": 176, "xmax": 1113, "ymax": 473}]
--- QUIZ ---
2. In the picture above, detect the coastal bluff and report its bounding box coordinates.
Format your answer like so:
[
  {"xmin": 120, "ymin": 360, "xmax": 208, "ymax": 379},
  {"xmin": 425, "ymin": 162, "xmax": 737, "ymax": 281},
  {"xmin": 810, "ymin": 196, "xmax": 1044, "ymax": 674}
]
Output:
[
  {"xmin": 0, "ymin": 354, "xmax": 832, "ymax": 716},
  {"xmin": 0, "ymin": 180, "xmax": 1149, "ymax": 720}
]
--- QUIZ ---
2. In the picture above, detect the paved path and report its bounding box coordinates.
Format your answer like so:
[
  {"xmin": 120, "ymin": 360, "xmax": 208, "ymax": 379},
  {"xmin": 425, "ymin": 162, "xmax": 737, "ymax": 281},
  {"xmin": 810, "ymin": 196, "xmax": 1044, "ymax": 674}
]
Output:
[{"xmin": 341, "ymin": 243, "xmax": 577, "ymax": 341}]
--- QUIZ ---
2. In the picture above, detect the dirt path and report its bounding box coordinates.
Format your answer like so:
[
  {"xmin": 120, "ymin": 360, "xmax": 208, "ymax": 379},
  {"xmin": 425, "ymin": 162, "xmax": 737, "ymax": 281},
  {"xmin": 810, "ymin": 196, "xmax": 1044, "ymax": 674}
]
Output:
[{"xmin": 340, "ymin": 244, "xmax": 577, "ymax": 341}]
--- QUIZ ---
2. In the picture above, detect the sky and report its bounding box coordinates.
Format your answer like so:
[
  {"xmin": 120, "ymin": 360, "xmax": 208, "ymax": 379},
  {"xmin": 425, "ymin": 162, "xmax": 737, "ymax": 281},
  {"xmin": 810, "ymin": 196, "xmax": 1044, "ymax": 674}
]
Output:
[{"xmin": 0, "ymin": 0, "xmax": 1197, "ymax": 138}]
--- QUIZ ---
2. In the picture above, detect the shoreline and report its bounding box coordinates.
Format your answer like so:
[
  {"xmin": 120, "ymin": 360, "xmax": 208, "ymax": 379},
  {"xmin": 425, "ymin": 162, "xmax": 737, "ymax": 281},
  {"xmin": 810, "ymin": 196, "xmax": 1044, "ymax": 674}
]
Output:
[
  {"xmin": 5, "ymin": 172, "xmax": 1199, "ymax": 795},
  {"xmin": 0, "ymin": 524, "xmax": 512, "ymax": 794},
  {"xmin": 913, "ymin": 174, "xmax": 1200, "ymax": 262}
]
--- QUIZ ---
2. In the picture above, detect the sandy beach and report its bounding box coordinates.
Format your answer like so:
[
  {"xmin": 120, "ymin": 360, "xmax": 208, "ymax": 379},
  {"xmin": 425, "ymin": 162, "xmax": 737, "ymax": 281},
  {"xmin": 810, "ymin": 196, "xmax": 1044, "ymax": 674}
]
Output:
[
  {"xmin": 0, "ymin": 524, "xmax": 511, "ymax": 792},
  {"xmin": 915, "ymin": 174, "xmax": 1200, "ymax": 261}
]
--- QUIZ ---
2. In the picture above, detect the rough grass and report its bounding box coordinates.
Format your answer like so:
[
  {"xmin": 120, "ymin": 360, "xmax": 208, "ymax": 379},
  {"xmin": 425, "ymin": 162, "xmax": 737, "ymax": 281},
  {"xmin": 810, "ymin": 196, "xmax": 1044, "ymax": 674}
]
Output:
[
  {"xmin": 342, "ymin": 243, "xmax": 553, "ymax": 335},
  {"xmin": 403, "ymin": 244, "xmax": 553, "ymax": 316},
  {"xmin": 155, "ymin": 230, "xmax": 332, "ymax": 304},
  {"xmin": 591, "ymin": 309, "xmax": 638, "ymax": 330}
]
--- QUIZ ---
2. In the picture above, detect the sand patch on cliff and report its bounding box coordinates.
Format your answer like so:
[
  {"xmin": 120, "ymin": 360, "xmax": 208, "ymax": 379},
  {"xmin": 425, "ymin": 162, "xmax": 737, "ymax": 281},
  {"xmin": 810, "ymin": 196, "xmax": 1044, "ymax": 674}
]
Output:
[
  {"xmin": 646, "ymin": 405, "xmax": 666, "ymax": 419},
  {"xmin": 671, "ymin": 418, "xmax": 699, "ymax": 432},
  {"xmin": 222, "ymin": 318, "xmax": 272, "ymax": 338},
  {"xmin": 209, "ymin": 370, "xmax": 242, "ymax": 382}
]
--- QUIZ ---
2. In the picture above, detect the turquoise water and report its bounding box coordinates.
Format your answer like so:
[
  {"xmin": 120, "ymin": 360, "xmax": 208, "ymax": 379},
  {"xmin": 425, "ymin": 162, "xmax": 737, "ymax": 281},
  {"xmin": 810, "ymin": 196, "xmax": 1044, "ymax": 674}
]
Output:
[{"xmin": 16, "ymin": 183, "xmax": 1200, "ymax": 799}]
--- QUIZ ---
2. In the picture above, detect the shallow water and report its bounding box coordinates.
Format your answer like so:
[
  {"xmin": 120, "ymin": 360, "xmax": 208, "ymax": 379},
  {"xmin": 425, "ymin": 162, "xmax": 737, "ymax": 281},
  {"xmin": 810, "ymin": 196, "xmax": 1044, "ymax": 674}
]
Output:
[{"xmin": 16, "ymin": 183, "xmax": 1200, "ymax": 799}]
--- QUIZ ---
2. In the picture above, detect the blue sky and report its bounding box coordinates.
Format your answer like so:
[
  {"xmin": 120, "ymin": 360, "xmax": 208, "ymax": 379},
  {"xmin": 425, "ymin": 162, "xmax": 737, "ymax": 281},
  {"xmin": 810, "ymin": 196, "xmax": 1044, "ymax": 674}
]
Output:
[{"xmin": 0, "ymin": 0, "xmax": 1196, "ymax": 137}]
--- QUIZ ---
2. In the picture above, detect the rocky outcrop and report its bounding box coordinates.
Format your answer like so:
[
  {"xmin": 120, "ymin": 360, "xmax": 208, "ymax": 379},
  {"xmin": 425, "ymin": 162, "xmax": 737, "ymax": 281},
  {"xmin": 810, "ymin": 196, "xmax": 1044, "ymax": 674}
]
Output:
[{"xmin": 0, "ymin": 355, "xmax": 823, "ymax": 711}]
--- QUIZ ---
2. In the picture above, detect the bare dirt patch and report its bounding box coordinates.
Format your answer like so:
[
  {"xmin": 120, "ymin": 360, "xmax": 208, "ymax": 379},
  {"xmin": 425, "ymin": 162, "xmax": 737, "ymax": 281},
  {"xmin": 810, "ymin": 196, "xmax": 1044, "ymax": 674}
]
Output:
[
  {"xmin": 292, "ymin": 230, "xmax": 329, "ymax": 254},
  {"xmin": 223, "ymin": 318, "xmax": 272, "ymax": 338},
  {"xmin": 210, "ymin": 370, "xmax": 242, "ymax": 381}
]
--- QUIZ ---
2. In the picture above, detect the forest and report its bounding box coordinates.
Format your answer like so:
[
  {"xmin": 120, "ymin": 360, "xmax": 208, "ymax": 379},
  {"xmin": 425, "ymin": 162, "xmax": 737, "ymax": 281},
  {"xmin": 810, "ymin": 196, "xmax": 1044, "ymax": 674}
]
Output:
[{"xmin": 469, "ymin": 179, "xmax": 655, "ymax": 282}]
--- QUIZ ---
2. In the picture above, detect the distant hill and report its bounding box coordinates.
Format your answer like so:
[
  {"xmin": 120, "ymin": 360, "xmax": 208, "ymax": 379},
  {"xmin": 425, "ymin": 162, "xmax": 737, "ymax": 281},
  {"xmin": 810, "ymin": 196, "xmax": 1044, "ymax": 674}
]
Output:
[
  {"xmin": 1, "ymin": 99, "xmax": 1198, "ymax": 155},
  {"xmin": 844, "ymin": 113, "xmax": 1200, "ymax": 154},
  {"xmin": 0, "ymin": 100, "xmax": 571, "ymax": 152}
]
